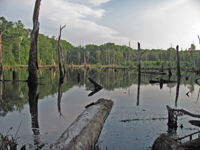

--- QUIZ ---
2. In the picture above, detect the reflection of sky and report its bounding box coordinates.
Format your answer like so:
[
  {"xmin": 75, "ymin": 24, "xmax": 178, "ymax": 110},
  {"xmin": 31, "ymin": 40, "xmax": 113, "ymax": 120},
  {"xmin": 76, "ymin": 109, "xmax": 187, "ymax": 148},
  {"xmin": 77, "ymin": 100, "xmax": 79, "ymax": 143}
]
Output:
[{"xmin": 1, "ymin": 81, "xmax": 200, "ymax": 149}]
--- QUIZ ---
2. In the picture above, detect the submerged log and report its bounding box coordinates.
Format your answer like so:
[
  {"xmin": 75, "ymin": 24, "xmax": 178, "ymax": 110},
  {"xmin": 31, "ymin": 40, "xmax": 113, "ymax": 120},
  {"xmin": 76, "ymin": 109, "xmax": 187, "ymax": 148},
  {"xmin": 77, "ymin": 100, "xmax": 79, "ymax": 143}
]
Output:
[{"xmin": 50, "ymin": 98, "xmax": 113, "ymax": 150}]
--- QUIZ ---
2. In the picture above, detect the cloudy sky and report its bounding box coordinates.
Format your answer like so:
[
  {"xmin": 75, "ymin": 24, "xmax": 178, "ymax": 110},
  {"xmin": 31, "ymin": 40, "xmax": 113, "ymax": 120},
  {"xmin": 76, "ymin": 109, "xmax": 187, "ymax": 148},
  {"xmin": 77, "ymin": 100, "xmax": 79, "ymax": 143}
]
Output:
[{"xmin": 1, "ymin": 0, "xmax": 200, "ymax": 50}]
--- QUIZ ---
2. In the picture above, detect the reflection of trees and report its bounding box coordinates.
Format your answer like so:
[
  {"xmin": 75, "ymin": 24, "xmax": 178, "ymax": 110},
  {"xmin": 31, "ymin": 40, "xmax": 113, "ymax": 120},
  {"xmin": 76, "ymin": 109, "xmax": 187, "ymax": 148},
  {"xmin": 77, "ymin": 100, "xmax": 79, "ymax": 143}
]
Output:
[
  {"xmin": 1, "ymin": 68, "xmax": 200, "ymax": 117},
  {"xmin": 175, "ymin": 75, "xmax": 181, "ymax": 107},
  {"xmin": 0, "ymin": 70, "xmax": 3, "ymax": 104},
  {"xmin": 57, "ymin": 73, "xmax": 66, "ymax": 117},
  {"xmin": 137, "ymin": 71, "xmax": 141, "ymax": 106},
  {"xmin": 0, "ymin": 70, "xmax": 28, "ymax": 117}
]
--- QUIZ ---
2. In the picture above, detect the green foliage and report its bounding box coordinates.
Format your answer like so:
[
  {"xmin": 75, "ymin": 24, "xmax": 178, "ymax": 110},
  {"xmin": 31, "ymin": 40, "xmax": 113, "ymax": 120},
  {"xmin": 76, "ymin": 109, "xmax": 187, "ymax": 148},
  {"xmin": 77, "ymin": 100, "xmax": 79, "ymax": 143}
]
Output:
[
  {"xmin": 96, "ymin": 63, "xmax": 101, "ymax": 67},
  {"xmin": 1, "ymin": 16, "xmax": 200, "ymax": 68}
]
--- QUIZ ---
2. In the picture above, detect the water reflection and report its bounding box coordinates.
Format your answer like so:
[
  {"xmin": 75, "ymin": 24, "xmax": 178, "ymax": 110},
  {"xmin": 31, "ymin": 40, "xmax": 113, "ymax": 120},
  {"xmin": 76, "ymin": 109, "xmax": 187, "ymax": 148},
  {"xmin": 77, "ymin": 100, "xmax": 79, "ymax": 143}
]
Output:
[
  {"xmin": 175, "ymin": 75, "xmax": 181, "ymax": 107},
  {"xmin": 28, "ymin": 82, "xmax": 44, "ymax": 149},
  {"xmin": 0, "ymin": 68, "xmax": 200, "ymax": 149},
  {"xmin": 0, "ymin": 68, "xmax": 199, "ymax": 117},
  {"xmin": 137, "ymin": 69, "xmax": 141, "ymax": 106}
]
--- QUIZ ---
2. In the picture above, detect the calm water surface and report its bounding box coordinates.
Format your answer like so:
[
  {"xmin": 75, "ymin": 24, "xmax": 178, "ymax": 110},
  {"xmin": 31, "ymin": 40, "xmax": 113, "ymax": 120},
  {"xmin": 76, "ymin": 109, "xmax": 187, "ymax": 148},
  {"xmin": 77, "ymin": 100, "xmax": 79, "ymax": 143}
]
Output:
[{"xmin": 0, "ymin": 68, "xmax": 200, "ymax": 150}]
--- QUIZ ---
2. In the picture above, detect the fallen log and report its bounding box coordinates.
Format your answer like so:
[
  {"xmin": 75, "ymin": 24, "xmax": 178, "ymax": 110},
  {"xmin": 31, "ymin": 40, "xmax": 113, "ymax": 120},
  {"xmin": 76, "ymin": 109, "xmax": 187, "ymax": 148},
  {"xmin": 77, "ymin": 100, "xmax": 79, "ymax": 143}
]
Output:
[
  {"xmin": 181, "ymin": 137, "xmax": 200, "ymax": 150},
  {"xmin": 141, "ymin": 71, "xmax": 167, "ymax": 75},
  {"xmin": 120, "ymin": 117, "xmax": 167, "ymax": 122},
  {"xmin": 50, "ymin": 98, "xmax": 113, "ymax": 150},
  {"xmin": 152, "ymin": 133, "xmax": 184, "ymax": 150},
  {"xmin": 189, "ymin": 120, "xmax": 200, "ymax": 127},
  {"xmin": 152, "ymin": 133, "xmax": 200, "ymax": 150},
  {"xmin": 149, "ymin": 79, "xmax": 177, "ymax": 84}
]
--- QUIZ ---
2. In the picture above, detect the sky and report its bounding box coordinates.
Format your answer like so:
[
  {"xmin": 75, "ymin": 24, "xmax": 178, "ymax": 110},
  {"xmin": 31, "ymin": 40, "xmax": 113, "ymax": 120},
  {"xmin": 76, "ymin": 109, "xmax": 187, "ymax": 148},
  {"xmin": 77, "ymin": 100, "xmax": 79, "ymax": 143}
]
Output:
[{"xmin": 1, "ymin": 0, "xmax": 200, "ymax": 50}]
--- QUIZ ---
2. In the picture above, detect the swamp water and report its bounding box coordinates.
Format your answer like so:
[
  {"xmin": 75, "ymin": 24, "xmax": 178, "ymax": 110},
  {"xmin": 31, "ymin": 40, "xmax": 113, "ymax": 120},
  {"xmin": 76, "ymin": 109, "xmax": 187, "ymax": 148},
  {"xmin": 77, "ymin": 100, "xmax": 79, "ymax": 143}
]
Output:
[{"xmin": 0, "ymin": 68, "xmax": 200, "ymax": 150}]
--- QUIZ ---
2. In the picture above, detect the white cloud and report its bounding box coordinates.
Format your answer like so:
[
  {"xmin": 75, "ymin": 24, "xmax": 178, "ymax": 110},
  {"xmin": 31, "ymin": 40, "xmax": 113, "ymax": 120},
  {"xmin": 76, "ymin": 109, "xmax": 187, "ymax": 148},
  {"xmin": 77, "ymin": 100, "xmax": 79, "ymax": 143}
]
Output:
[
  {"xmin": 88, "ymin": 0, "xmax": 111, "ymax": 6},
  {"xmin": 137, "ymin": 0, "xmax": 200, "ymax": 49},
  {"xmin": 69, "ymin": 0, "xmax": 112, "ymax": 6},
  {"xmin": 36, "ymin": 0, "xmax": 128, "ymax": 47},
  {"xmin": 143, "ymin": 0, "xmax": 187, "ymax": 19}
]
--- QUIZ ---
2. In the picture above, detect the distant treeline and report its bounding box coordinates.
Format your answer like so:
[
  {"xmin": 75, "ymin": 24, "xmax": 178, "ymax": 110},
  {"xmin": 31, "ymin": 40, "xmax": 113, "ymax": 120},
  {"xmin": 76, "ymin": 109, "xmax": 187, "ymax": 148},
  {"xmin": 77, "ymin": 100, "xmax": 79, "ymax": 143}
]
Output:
[{"xmin": 1, "ymin": 16, "xmax": 199, "ymax": 68}]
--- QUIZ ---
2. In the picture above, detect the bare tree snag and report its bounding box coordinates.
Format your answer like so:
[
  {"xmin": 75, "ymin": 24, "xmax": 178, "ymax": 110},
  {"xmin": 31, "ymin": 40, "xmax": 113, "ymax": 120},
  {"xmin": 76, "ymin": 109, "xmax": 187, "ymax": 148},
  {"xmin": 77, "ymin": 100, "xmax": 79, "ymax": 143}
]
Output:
[
  {"xmin": 138, "ymin": 42, "xmax": 141, "ymax": 72},
  {"xmin": 57, "ymin": 25, "xmax": 66, "ymax": 81},
  {"xmin": 0, "ymin": 30, "xmax": 5, "ymax": 71},
  {"xmin": 84, "ymin": 52, "xmax": 87, "ymax": 68},
  {"xmin": 176, "ymin": 45, "xmax": 181, "ymax": 76},
  {"xmin": 129, "ymin": 40, "xmax": 131, "ymax": 68},
  {"xmin": 28, "ymin": 0, "xmax": 41, "ymax": 85},
  {"xmin": 137, "ymin": 42, "xmax": 141, "ymax": 106}
]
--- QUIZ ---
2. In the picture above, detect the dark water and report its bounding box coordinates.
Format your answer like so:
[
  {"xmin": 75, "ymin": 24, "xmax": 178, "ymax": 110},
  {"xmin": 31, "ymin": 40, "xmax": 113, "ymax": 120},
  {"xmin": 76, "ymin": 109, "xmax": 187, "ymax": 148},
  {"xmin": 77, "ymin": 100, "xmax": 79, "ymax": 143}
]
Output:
[{"xmin": 0, "ymin": 68, "xmax": 200, "ymax": 149}]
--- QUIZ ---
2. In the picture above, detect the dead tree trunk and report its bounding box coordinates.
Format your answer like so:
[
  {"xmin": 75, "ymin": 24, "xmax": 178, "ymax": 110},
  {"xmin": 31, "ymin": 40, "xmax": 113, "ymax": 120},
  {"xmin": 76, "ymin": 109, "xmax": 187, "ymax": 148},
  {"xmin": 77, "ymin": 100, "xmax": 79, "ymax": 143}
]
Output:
[
  {"xmin": 129, "ymin": 41, "xmax": 131, "ymax": 68},
  {"xmin": 176, "ymin": 45, "xmax": 181, "ymax": 76},
  {"xmin": 0, "ymin": 31, "xmax": 5, "ymax": 71},
  {"xmin": 84, "ymin": 52, "xmax": 87, "ymax": 68},
  {"xmin": 138, "ymin": 42, "xmax": 141, "ymax": 73},
  {"xmin": 57, "ymin": 25, "xmax": 66, "ymax": 82},
  {"xmin": 137, "ymin": 42, "xmax": 141, "ymax": 106},
  {"xmin": 28, "ymin": 0, "xmax": 41, "ymax": 85}
]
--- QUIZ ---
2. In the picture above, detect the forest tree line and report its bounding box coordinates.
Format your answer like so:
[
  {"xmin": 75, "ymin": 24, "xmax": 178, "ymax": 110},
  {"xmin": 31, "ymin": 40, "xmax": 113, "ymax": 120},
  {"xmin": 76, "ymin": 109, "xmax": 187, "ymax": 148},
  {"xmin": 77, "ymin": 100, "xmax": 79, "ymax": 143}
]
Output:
[{"xmin": 1, "ymin": 16, "xmax": 199, "ymax": 68}]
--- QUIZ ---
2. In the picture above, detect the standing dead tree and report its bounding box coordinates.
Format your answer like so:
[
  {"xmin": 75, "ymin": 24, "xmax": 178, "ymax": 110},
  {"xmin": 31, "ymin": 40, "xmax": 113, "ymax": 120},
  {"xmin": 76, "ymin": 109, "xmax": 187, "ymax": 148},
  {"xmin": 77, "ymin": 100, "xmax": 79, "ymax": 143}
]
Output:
[
  {"xmin": 0, "ymin": 30, "xmax": 4, "ymax": 71},
  {"xmin": 129, "ymin": 40, "xmax": 131, "ymax": 68},
  {"xmin": 138, "ymin": 42, "xmax": 141, "ymax": 72},
  {"xmin": 176, "ymin": 45, "xmax": 181, "ymax": 76},
  {"xmin": 137, "ymin": 42, "xmax": 141, "ymax": 106},
  {"xmin": 57, "ymin": 25, "xmax": 66, "ymax": 82},
  {"xmin": 28, "ymin": 0, "xmax": 41, "ymax": 85},
  {"xmin": 84, "ymin": 52, "xmax": 87, "ymax": 68}
]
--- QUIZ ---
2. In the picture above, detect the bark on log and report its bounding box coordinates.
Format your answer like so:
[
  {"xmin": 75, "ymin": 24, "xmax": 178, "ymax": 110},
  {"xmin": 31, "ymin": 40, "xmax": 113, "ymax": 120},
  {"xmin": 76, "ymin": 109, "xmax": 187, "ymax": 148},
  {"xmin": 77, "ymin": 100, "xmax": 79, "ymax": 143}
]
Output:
[{"xmin": 50, "ymin": 98, "xmax": 113, "ymax": 150}]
